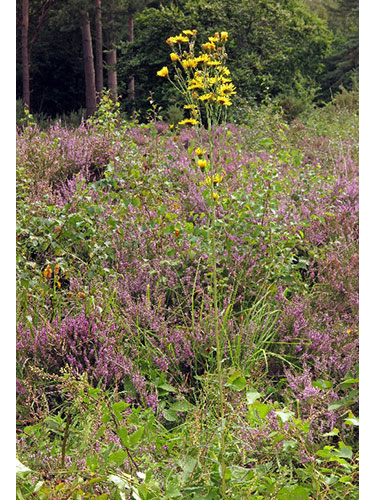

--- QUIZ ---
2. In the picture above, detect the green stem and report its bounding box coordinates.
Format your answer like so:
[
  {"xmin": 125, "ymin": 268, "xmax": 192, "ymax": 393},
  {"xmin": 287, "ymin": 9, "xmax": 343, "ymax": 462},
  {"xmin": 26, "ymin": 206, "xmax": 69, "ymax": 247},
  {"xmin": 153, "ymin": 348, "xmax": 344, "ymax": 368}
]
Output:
[
  {"xmin": 61, "ymin": 412, "xmax": 72, "ymax": 469},
  {"xmin": 207, "ymin": 114, "xmax": 226, "ymax": 496}
]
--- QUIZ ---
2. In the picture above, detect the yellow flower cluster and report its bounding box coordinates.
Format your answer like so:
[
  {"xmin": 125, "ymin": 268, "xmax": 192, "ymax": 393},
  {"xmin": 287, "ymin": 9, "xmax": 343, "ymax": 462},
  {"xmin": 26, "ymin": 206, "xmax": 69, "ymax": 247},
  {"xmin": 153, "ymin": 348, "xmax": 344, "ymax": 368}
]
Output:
[{"xmin": 156, "ymin": 29, "xmax": 236, "ymax": 127}]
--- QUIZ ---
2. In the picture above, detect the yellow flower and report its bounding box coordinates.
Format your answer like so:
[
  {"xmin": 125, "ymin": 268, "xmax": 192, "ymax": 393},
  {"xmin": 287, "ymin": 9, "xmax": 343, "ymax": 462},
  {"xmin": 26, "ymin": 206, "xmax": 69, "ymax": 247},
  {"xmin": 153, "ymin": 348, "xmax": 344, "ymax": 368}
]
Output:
[
  {"xmin": 195, "ymin": 147, "xmax": 206, "ymax": 157},
  {"xmin": 196, "ymin": 54, "xmax": 211, "ymax": 64},
  {"xmin": 218, "ymin": 82, "xmax": 237, "ymax": 96},
  {"xmin": 54, "ymin": 264, "xmax": 60, "ymax": 275},
  {"xmin": 198, "ymin": 159, "xmax": 207, "ymax": 168},
  {"xmin": 218, "ymin": 76, "xmax": 232, "ymax": 83},
  {"xmin": 184, "ymin": 104, "xmax": 197, "ymax": 109},
  {"xmin": 208, "ymin": 77, "xmax": 218, "ymax": 85},
  {"xmin": 179, "ymin": 118, "xmax": 199, "ymax": 125},
  {"xmin": 206, "ymin": 60, "xmax": 221, "ymax": 66},
  {"xmin": 188, "ymin": 78, "xmax": 204, "ymax": 90},
  {"xmin": 174, "ymin": 34, "xmax": 189, "ymax": 43},
  {"xmin": 43, "ymin": 264, "xmax": 52, "ymax": 279},
  {"xmin": 57, "ymin": 281, "xmax": 61, "ymax": 289},
  {"xmin": 204, "ymin": 176, "xmax": 212, "ymax": 185},
  {"xmin": 166, "ymin": 37, "xmax": 177, "ymax": 45},
  {"xmin": 202, "ymin": 42, "xmax": 215, "ymax": 51},
  {"xmin": 157, "ymin": 66, "xmax": 169, "ymax": 77},
  {"xmin": 198, "ymin": 93, "xmax": 216, "ymax": 102},
  {"xmin": 217, "ymin": 96, "xmax": 233, "ymax": 106},
  {"xmin": 220, "ymin": 31, "xmax": 228, "ymax": 41},
  {"xmin": 170, "ymin": 52, "xmax": 179, "ymax": 62},
  {"xmin": 218, "ymin": 66, "xmax": 231, "ymax": 76},
  {"xmin": 213, "ymin": 173, "xmax": 224, "ymax": 184},
  {"xmin": 208, "ymin": 36, "xmax": 219, "ymax": 43},
  {"xmin": 183, "ymin": 30, "xmax": 195, "ymax": 36},
  {"xmin": 182, "ymin": 58, "xmax": 198, "ymax": 69},
  {"xmin": 212, "ymin": 192, "xmax": 220, "ymax": 201}
]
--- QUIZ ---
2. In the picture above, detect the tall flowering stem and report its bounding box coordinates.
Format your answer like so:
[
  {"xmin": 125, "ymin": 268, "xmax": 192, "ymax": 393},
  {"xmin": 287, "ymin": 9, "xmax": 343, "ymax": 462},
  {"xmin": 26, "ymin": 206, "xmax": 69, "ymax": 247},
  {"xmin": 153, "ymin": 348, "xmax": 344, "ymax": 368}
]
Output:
[{"xmin": 157, "ymin": 29, "xmax": 236, "ymax": 497}]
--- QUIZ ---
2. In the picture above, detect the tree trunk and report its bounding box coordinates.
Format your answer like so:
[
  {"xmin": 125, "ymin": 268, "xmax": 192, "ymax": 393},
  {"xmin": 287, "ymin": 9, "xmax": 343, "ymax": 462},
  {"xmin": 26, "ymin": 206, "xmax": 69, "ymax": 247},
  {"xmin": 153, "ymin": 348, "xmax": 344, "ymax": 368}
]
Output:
[
  {"xmin": 21, "ymin": 0, "xmax": 30, "ymax": 109},
  {"xmin": 128, "ymin": 12, "xmax": 135, "ymax": 107},
  {"xmin": 106, "ymin": 43, "xmax": 118, "ymax": 101},
  {"xmin": 95, "ymin": 0, "xmax": 103, "ymax": 98},
  {"xmin": 81, "ymin": 11, "xmax": 96, "ymax": 117}
]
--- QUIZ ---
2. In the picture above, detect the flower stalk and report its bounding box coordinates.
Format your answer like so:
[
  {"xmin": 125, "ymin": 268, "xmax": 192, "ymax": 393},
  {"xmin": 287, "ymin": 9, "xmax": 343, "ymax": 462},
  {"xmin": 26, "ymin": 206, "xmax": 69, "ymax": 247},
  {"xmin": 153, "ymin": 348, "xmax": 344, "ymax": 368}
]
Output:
[{"xmin": 157, "ymin": 30, "xmax": 235, "ymax": 496}]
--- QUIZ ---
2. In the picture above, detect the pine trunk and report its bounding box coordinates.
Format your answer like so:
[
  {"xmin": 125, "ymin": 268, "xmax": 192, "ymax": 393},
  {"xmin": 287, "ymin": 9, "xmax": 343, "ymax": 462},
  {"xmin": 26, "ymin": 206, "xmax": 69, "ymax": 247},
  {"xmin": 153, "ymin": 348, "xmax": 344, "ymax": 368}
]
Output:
[
  {"xmin": 128, "ymin": 13, "xmax": 135, "ymax": 107},
  {"xmin": 81, "ymin": 11, "xmax": 96, "ymax": 117},
  {"xmin": 21, "ymin": 0, "xmax": 30, "ymax": 109},
  {"xmin": 95, "ymin": 0, "xmax": 103, "ymax": 98},
  {"xmin": 106, "ymin": 43, "xmax": 118, "ymax": 101}
]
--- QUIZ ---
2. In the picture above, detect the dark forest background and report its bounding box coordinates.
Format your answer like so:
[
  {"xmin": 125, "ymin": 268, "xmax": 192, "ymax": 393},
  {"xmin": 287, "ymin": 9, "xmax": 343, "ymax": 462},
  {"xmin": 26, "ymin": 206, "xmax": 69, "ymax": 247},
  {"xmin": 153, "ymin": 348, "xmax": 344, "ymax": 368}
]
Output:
[{"xmin": 16, "ymin": 0, "xmax": 358, "ymax": 122}]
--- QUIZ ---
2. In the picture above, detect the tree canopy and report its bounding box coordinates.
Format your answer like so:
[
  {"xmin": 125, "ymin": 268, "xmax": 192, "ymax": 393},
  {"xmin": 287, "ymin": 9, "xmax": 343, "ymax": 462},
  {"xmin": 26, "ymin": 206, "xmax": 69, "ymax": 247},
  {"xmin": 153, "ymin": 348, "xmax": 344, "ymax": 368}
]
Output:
[{"xmin": 16, "ymin": 0, "xmax": 358, "ymax": 119}]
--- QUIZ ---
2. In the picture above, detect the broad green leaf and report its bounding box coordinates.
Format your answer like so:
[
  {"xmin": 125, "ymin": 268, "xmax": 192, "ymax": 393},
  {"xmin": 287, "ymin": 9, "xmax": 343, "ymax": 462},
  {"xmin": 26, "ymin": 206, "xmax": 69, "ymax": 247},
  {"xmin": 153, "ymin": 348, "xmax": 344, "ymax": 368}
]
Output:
[
  {"xmin": 112, "ymin": 401, "xmax": 129, "ymax": 421},
  {"xmin": 255, "ymin": 403, "xmax": 272, "ymax": 419},
  {"xmin": 16, "ymin": 458, "xmax": 31, "ymax": 476},
  {"xmin": 275, "ymin": 409, "xmax": 294, "ymax": 423},
  {"xmin": 322, "ymin": 428, "xmax": 340, "ymax": 437},
  {"xmin": 117, "ymin": 426, "xmax": 130, "ymax": 448},
  {"xmin": 338, "ymin": 475, "xmax": 352, "ymax": 483},
  {"xmin": 333, "ymin": 444, "xmax": 353, "ymax": 459},
  {"xmin": 169, "ymin": 400, "xmax": 192, "ymax": 412},
  {"xmin": 163, "ymin": 409, "xmax": 178, "ymax": 422},
  {"xmin": 246, "ymin": 389, "xmax": 261, "ymax": 405},
  {"xmin": 157, "ymin": 383, "xmax": 177, "ymax": 393},
  {"xmin": 344, "ymin": 417, "xmax": 359, "ymax": 426},
  {"xmin": 282, "ymin": 440, "xmax": 297, "ymax": 451},
  {"xmin": 108, "ymin": 450, "xmax": 127, "ymax": 466},
  {"xmin": 312, "ymin": 379, "xmax": 333, "ymax": 390},
  {"xmin": 129, "ymin": 427, "xmax": 144, "ymax": 448},
  {"xmin": 227, "ymin": 372, "xmax": 247, "ymax": 392}
]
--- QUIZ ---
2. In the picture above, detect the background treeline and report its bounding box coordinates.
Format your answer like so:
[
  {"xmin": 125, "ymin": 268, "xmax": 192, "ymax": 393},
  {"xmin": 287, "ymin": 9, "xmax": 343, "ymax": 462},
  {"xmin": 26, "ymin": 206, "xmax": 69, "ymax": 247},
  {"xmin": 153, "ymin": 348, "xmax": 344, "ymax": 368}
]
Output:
[{"xmin": 16, "ymin": 0, "xmax": 358, "ymax": 122}]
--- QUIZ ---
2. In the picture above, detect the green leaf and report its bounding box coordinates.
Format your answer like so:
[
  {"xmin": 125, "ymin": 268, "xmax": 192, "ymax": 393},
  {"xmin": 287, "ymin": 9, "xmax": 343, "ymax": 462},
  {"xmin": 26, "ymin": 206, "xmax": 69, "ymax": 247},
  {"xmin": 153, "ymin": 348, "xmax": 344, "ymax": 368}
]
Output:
[
  {"xmin": 324, "ymin": 474, "xmax": 339, "ymax": 486},
  {"xmin": 344, "ymin": 417, "xmax": 359, "ymax": 426},
  {"xmin": 255, "ymin": 403, "xmax": 272, "ymax": 420},
  {"xmin": 163, "ymin": 409, "xmax": 178, "ymax": 422},
  {"xmin": 169, "ymin": 400, "xmax": 192, "ymax": 412},
  {"xmin": 312, "ymin": 379, "xmax": 333, "ymax": 390},
  {"xmin": 328, "ymin": 401, "xmax": 345, "ymax": 411},
  {"xmin": 117, "ymin": 426, "xmax": 130, "ymax": 447},
  {"xmin": 16, "ymin": 458, "xmax": 31, "ymax": 476},
  {"xmin": 112, "ymin": 401, "xmax": 129, "ymax": 421},
  {"xmin": 322, "ymin": 427, "xmax": 340, "ymax": 437},
  {"xmin": 246, "ymin": 389, "xmax": 261, "ymax": 405},
  {"xmin": 338, "ymin": 475, "xmax": 352, "ymax": 483},
  {"xmin": 129, "ymin": 427, "xmax": 144, "ymax": 448},
  {"xmin": 333, "ymin": 444, "xmax": 353, "ymax": 459},
  {"xmin": 282, "ymin": 440, "xmax": 297, "ymax": 451},
  {"xmin": 86, "ymin": 453, "xmax": 99, "ymax": 472},
  {"xmin": 339, "ymin": 378, "xmax": 359, "ymax": 389},
  {"xmin": 277, "ymin": 485, "xmax": 310, "ymax": 500},
  {"xmin": 227, "ymin": 371, "xmax": 247, "ymax": 391},
  {"xmin": 275, "ymin": 409, "xmax": 294, "ymax": 423},
  {"xmin": 108, "ymin": 450, "xmax": 127, "ymax": 466},
  {"xmin": 179, "ymin": 455, "xmax": 197, "ymax": 479},
  {"xmin": 157, "ymin": 383, "xmax": 177, "ymax": 393}
]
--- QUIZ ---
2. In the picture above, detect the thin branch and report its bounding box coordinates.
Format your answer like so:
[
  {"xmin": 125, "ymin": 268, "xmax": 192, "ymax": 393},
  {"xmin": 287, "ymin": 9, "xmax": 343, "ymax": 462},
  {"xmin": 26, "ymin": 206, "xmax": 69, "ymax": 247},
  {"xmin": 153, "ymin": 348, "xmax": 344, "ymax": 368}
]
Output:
[{"xmin": 28, "ymin": 0, "xmax": 60, "ymax": 58}]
